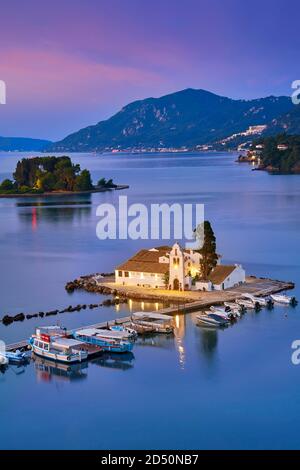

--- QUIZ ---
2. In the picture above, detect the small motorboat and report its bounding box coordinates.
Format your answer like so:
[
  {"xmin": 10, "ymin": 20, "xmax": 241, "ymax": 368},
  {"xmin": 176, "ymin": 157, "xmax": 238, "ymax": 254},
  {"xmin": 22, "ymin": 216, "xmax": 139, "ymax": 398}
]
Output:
[
  {"xmin": 210, "ymin": 306, "xmax": 237, "ymax": 320},
  {"xmin": 5, "ymin": 350, "xmax": 29, "ymax": 365},
  {"xmin": 224, "ymin": 302, "xmax": 245, "ymax": 314},
  {"xmin": 196, "ymin": 313, "xmax": 230, "ymax": 328},
  {"xmin": 241, "ymin": 293, "xmax": 273, "ymax": 308},
  {"xmin": 236, "ymin": 298, "xmax": 261, "ymax": 310},
  {"xmin": 270, "ymin": 294, "xmax": 298, "ymax": 306}
]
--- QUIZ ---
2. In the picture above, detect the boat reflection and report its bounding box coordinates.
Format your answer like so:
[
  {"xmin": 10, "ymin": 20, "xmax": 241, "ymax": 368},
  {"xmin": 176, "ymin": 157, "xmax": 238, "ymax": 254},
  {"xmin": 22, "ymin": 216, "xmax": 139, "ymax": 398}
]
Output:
[
  {"xmin": 33, "ymin": 354, "xmax": 88, "ymax": 382},
  {"xmin": 91, "ymin": 352, "xmax": 135, "ymax": 371}
]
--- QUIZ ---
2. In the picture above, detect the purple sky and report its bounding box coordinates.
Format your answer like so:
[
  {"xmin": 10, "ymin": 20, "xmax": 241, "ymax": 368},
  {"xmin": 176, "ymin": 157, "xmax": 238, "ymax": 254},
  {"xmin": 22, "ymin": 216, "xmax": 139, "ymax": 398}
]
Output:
[{"xmin": 0, "ymin": 0, "xmax": 299, "ymax": 141}]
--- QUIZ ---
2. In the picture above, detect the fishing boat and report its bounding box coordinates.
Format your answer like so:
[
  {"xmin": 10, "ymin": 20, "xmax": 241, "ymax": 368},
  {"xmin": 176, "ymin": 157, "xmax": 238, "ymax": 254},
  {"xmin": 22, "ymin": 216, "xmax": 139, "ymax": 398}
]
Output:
[
  {"xmin": 29, "ymin": 327, "xmax": 88, "ymax": 363},
  {"xmin": 241, "ymin": 293, "xmax": 273, "ymax": 307},
  {"xmin": 270, "ymin": 294, "xmax": 298, "ymax": 306},
  {"xmin": 131, "ymin": 312, "xmax": 174, "ymax": 334},
  {"xmin": 73, "ymin": 328, "xmax": 134, "ymax": 353},
  {"xmin": 196, "ymin": 313, "xmax": 229, "ymax": 328}
]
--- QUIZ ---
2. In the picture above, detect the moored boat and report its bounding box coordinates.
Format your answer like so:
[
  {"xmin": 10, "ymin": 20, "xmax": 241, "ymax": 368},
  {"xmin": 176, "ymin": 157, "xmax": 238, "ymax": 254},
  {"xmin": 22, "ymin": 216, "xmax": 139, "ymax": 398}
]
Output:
[
  {"xmin": 196, "ymin": 313, "xmax": 229, "ymax": 328},
  {"xmin": 236, "ymin": 298, "xmax": 261, "ymax": 310},
  {"xmin": 131, "ymin": 312, "xmax": 174, "ymax": 334},
  {"xmin": 210, "ymin": 306, "xmax": 238, "ymax": 319},
  {"xmin": 241, "ymin": 293, "xmax": 273, "ymax": 307},
  {"xmin": 224, "ymin": 302, "xmax": 245, "ymax": 314},
  {"xmin": 5, "ymin": 350, "xmax": 30, "ymax": 365},
  {"xmin": 73, "ymin": 328, "xmax": 134, "ymax": 353},
  {"xmin": 270, "ymin": 294, "xmax": 298, "ymax": 306},
  {"xmin": 29, "ymin": 327, "xmax": 88, "ymax": 363},
  {"xmin": 109, "ymin": 324, "xmax": 138, "ymax": 340}
]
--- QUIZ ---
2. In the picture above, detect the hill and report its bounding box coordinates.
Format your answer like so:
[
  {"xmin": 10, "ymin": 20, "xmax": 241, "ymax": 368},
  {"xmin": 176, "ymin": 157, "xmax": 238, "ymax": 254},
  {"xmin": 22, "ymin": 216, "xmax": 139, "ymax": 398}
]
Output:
[{"xmin": 48, "ymin": 89, "xmax": 294, "ymax": 152}]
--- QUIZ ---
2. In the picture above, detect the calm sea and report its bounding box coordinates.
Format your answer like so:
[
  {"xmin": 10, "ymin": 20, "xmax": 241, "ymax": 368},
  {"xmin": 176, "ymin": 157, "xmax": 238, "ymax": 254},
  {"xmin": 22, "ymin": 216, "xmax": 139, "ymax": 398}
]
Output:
[{"xmin": 0, "ymin": 151, "xmax": 299, "ymax": 449}]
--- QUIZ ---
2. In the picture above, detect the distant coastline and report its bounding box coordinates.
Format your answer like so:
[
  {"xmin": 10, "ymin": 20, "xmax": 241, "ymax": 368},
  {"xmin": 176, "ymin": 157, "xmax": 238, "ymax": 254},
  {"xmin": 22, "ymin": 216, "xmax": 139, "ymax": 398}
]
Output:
[{"xmin": 0, "ymin": 184, "xmax": 129, "ymax": 198}]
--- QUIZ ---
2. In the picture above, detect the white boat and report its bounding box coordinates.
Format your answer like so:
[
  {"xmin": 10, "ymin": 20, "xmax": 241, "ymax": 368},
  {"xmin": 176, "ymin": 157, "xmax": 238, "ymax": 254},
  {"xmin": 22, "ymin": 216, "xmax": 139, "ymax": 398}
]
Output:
[
  {"xmin": 224, "ymin": 302, "xmax": 244, "ymax": 314},
  {"xmin": 30, "ymin": 327, "xmax": 88, "ymax": 364},
  {"xmin": 210, "ymin": 306, "xmax": 238, "ymax": 319},
  {"xmin": 131, "ymin": 311, "xmax": 174, "ymax": 334},
  {"xmin": 74, "ymin": 328, "xmax": 133, "ymax": 353},
  {"xmin": 271, "ymin": 294, "xmax": 297, "ymax": 305},
  {"xmin": 236, "ymin": 298, "xmax": 260, "ymax": 310},
  {"xmin": 109, "ymin": 325, "xmax": 138, "ymax": 340},
  {"xmin": 0, "ymin": 353, "xmax": 8, "ymax": 366},
  {"xmin": 96, "ymin": 327, "xmax": 136, "ymax": 342},
  {"xmin": 5, "ymin": 350, "xmax": 29, "ymax": 364},
  {"xmin": 196, "ymin": 313, "xmax": 229, "ymax": 328},
  {"xmin": 241, "ymin": 293, "xmax": 273, "ymax": 307}
]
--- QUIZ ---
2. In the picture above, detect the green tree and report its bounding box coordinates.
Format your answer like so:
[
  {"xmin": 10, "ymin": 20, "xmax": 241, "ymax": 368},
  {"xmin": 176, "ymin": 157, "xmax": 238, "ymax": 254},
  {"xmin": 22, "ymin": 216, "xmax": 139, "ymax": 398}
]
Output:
[
  {"xmin": 74, "ymin": 170, "xmax": 93, "ymax": 191},
  {"xmin": 39, "ymin": 172, "xmax": 56, "ymax": 191},
  {"xmin": 197, "ymin": 221, "xmax": 218, "ymax": 279},
  {"xmin": 0, "ymin": 179, "xmax": 14, "ymax": 191},
  {"xmin": 97, "ymin": 177, "xmax": 107, "ymax": 187}
]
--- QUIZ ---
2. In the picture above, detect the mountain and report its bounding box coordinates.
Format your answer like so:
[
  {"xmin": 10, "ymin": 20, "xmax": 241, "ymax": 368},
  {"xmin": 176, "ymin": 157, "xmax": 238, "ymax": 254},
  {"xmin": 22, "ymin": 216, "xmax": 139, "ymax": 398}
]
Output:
[
  {"xmin": 0, "ymin": 136, "xmax": 52, "ymax": 152},
  {"xmin": 266, "ymin": 104, "xmax": 300, "ymax": 135},
  {"xmin": 48, "ymin": 89, "xmax": 295, "ymax": 152}
]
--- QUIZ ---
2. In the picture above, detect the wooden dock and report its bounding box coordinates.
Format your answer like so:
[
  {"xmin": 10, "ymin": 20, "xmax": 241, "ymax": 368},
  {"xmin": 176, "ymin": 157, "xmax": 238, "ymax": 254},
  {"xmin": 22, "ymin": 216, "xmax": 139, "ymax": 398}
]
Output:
[{"xmin": 5, "ymin": 277, "xmax": 295, "ymax": 352}]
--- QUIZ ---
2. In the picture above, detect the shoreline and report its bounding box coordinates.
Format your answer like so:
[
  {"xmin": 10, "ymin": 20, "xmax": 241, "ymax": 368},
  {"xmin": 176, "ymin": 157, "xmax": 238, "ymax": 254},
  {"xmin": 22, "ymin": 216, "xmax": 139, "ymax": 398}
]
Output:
[{"xmin": 0, "ymin": 184, "xmax": 129, "ymax": 198}]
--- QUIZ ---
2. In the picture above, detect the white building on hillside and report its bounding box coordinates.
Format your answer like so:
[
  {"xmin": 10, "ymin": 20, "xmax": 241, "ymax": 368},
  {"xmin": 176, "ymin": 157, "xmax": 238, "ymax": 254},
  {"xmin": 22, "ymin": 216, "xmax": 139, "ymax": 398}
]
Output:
[{"xmin": 115, "ymin": 243, "xmax": 245, "ymax": 291}]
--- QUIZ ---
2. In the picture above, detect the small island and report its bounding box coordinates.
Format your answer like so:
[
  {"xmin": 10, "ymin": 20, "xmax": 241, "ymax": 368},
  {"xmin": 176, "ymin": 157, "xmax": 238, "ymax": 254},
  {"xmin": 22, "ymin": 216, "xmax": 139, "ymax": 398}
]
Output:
[
  {"xmin": 241, "ymin": 134, "xmax": 300, "ymax": 174},
  {"xmin": 0, "ymin": 156, "xmax": 128, "ymax": 197}
]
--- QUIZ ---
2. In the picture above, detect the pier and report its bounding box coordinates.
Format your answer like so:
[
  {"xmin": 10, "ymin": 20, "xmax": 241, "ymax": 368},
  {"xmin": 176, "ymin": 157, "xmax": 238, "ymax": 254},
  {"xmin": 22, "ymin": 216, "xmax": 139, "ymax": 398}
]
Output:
[{"xmin": 5, "ymin": 276, "xmax": 295, "ymax": 353}]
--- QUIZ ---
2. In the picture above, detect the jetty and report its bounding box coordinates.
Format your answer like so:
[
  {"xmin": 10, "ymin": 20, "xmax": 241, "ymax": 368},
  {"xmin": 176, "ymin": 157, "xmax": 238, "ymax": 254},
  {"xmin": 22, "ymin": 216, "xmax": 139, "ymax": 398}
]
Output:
[{"xmin": 5, "ymin": 276, "xmax": 295, "ymax": 353}]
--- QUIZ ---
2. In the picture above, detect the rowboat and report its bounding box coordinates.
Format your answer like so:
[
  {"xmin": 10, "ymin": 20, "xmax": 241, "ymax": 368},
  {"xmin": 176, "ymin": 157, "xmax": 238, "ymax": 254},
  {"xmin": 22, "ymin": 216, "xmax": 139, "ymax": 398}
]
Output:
[
  {"xmin": 73, "ymin": 328, "xmax": 133, "ymax": 353},
  {"xmin": 29, "ymin": 327, "xmax": 88, "ymax": 364},
  {"xmin": 270, "ymin": 294, "xmax": 297, "ymax": 305}
]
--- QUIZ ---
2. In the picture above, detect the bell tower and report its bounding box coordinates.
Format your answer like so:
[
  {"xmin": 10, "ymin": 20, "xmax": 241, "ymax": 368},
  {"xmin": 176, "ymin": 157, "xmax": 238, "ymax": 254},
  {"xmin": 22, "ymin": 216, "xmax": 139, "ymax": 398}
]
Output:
[{"xmin": 169, "ymin": 243, "xmax": 185, "ymax": 291}]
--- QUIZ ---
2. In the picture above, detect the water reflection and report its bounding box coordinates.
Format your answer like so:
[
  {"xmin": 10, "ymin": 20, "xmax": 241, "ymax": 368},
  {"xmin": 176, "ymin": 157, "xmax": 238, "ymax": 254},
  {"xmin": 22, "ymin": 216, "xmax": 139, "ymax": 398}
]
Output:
[
  {"xmin": 18, "ymin": 205, "xmax": 92, "ymax": 229},
  {"xmin": 91, "ymin": 352, "xmax": 135, "ymax": 371},
  {"xmin": 174, "ymin": 314, "xmax": 186, "ymax": 370},
  {"xmin": 33, "ymin": 355, "xmax": 88, "ymax": 382}
]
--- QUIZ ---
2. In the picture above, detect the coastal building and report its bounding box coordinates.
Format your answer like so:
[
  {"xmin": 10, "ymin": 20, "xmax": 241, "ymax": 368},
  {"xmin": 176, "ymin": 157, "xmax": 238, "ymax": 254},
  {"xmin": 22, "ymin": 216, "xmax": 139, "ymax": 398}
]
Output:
[{"xmin": 115, "ymin": 243, "xmax": 245, "ymax": 291}]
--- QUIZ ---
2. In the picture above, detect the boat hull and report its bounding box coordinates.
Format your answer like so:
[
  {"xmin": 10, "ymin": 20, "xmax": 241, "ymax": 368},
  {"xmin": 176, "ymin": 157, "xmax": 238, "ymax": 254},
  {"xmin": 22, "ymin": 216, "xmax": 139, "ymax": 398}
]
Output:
[{"xmin": 31, "ymin": 345, "xmax": 87, "ymax": 364}]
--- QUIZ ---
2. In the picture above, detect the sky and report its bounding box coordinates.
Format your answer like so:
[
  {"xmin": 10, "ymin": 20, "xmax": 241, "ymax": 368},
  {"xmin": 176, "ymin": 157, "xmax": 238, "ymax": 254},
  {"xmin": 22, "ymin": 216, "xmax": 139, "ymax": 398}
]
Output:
[{"xmin": 0, "ymin": 0, "xmax": 299, "ymax": 141}]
